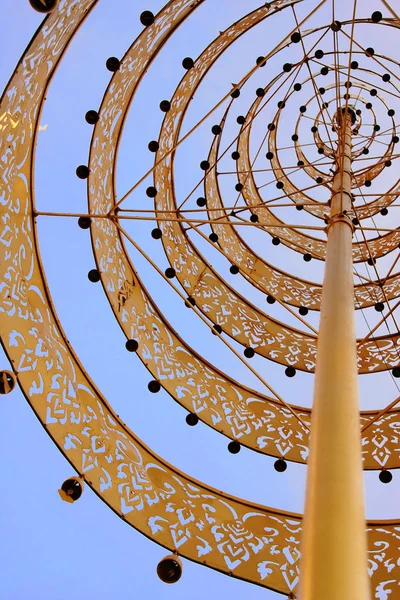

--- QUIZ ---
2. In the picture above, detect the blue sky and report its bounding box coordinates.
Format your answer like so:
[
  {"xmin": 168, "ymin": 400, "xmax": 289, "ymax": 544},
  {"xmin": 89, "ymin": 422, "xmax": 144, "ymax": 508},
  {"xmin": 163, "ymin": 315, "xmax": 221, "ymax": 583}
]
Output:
[{"xmin": 1, "ymin": 1, "xmax": 400, "ymax": 598}]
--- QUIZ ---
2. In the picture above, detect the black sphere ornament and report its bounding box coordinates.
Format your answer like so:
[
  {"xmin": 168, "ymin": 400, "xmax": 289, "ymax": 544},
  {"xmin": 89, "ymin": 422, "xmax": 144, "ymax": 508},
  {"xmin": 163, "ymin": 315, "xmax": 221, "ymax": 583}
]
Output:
[
  {"xmin": 365, "ymin": 47, "xmax": 375, "ymax": 57},
  {"xmin": 371, "ymin": 11, "xmax": 382, "ymax": 23},
  {"xmin": 266, "ymin": 295, "xmax": 276, "ymax": 305},
  {"xmin": 315, "ymin": 49, "xmax": 324, "ymax": 59},
  {"xmin": 374, "ymin": 302, "xmax": 384, "ymax": 312},
  {"xmin": 196, "ymin": 197, "xmax": 207, "ymax": 207},
  {"xmin": 319, "ymin": 87, "xmax": 326, "ymax": 95},
  {"xmin": 362, "ymin": 148, "xmax": 369, "ymax": 155},
  {"xmin": 88, "ymin": 269, "xmax": 100, "ymax": 283},
  {"xmin": 299, "ymin": 105, "xmax": 307, "ymax": 113},
  {"xmin": 380, "ymin": 208, "xmax": 388, "ymax": 216},
  {"xmin": 157, "ymin": 555, "xmax": 182, "ymax": 584},
  {"xmin": 78, "ymin": 217, "xmax": 91, "ymax": 230},
  {"xmin": 350, "ymin": 61, "xmax": 358, "ymax": 69},
  {"xmin": 160, "ymin": 100, "xmax": 171, "ymax": 112},
  {"xmin": 250, "ymin": 214, "xmax": 259, "ymax": 223},
  {"xmin": 228, "ymin": 441, "xmax": 241, "ymax": 454},
  {"xmin": 277, "ymin": 100, "xmax": 286, "ymax": 109},
  {"xmin": 291, "ymin": 31, "xmax": 301, "ymax": 43},
  {"xmin": 283, "ymin": 63, "xmax": 292, "ymax": 73},
  {"xmin": 29, "ymin": 0, "xmax": 58, "ymax": 12},
  {"xmin": 76, "ymin": 165, "xmax": 89, "ymax": 179},
  {"xmin": 382, "ymin": 73, "xmax": 391, "ymax": 82},
  {"xmin": 184, "ymin": 297, "xmax": 196, "ymax": 308},
  {"xmin": 106, "ymin": 57, "xmax": 120, "ymax": 72},
  {"xmin": 366, "ymin": 102, "xmax": 372, "ymax": 109},
  {"xmin": 256, "ymin": 56, "xmax": 266, "ymax": 67},
  {"xmin": 379, "ymin": 470, "xmax": 392, "ymax": 484},
  {"xmin": 266, "ymin": 152, "xmax": 274, "ymax": 160},
  {"xmin": 200, "ymin": 160, "xmax": 210, "ymax": 171},
  {"xmin": 365, "ymin": 180, "xmax": 371, "ymax": 187},
  {"xmin": 268, "ymin": 123, "xmax": 276, "ymax": 131},
  {"xmin": 272, "ymin": 237, "xmax": 280, "ymax": 246},
  {"xmin": 125, "ymin": 339, "xmax": 139, "ymax": 352},
  {"xmin": 297, "ymin": 161, "xmax": 304, "ymax": 167},
  {"xmin": 237, "ymin": 115, "xmax": 245, "ymax": 125},
  {"xmin": 321, "ymin": 67, "xmax": 329, "ymax": 76},
  {"xmin": 256, "ymin": 88, "xmax": 265, "ymax": 97},
  {"xmin": 393, "ymin": 136, "xmax": 399, "ymax": 144},
  {"xmin": 165, "ymin": 268, "xmax": 176, "ymax": 279},
  {"xmin": 316, "ymin": 177, "xmax": 323, "ymax": 184},
  {"xmin": 148, "ymin": 140, "xmax": 159, "ymax": 152},
  {"xmin": 230, "ymin": 265, "xmax": 239, "ymax": 275},
  {"xmin": 182, "ymin": 57, "xmax": 194, "ymax": 70},
  {"xmin": 0, "ymin": 371, "xmax": 16, "ymax": 395},
  {"xmin": 294, "ymin": 83, "xmax": 302, "ymax": 92},
  {"xmin": 331, "ymin": 20, "xmax": 341, "ymax": 31},
  {"xmin": 212, "ymin": 324, "xmax": 222, "ymax": 335},
  {"xmin": 151, "ymin": 228, "xmax": 162, "ymax": 240},
  {"xmin": 276, "ymin": 181, "xmax": 284, "ymax": 190},
  {"xmin": 385, "ymin": 160, "xmax": 392, "ymax": 167},
  {"xmin": 85, "ymin": 110, "xmax": 99, "ymax": 125},
  {"xmin": 58, "ymin": 477, "xmax": 83, "ymax": 503},
  {"xmin": 235, "ymin": 183, "xmax": 243, "ymax": 192},
  {"xmin": 352, "ymin": 218, "xmax": 359, "ymax": 226},
  {"xmin": 140, "ymin": 11, "xmax": 155, "ymax": 26},
  {"xmin": 303, "ymin": 253, "xmax": 312, "ymax": 262},
  {"xmin": 212, "ymin": 125, "xmax": 222, "ymax": 135},
  {"xmin": 285, "ymin": 366, "xmax": 296, "ymax": 378},
  {"xmin": 292, "ymin": 134, "xmax": 299, "ymax": 142},
  {"xmin": 209, "ymin": 232, "xmax": 218, "ymax": 243},
  {"xmin": 186, "ymin": 413, "xmax": 199, "ymax": 426},
  {"xmin": 299, "ymin": 307, "xmax": 308, "ymax": 316},
  {"xmin": 148, "ymin": 380, "xmax": 161, "ymax": 393},
  {"xmin": 231, "ymin": 89, "xmax": 240, "ymax": 99},
  {"xmin": 296, "ymin": 204, "xmax": 304, "ymax": 211},
  {"xmin": 244, "ymin": 347, "xmax": 255, "ymax": 359},
  {"xmin": 392, "ymin": 367, "xmax": 400, "ymax": 378},
  {"xmin": 367, "ymin": 257, "xmax": 376, "ymax": 266},
  {"xmin": 388, "ymin": 109, "xmax": 395, "ymax": 117},
  {"xmin": 274, "ymin": 459, "xmax": 287, "ymax": 473},
  {"xmin": 370, "ymin": 88, "xmax": 377, "ymax": 96},
  {"xmin": 146, "ymin": 186, "xmax": 157, "ymax": 198},
  {"xmin": 231, "ymin": 151, "xmax": 240, "ymax": 160},
  {"xmin": 318, "ymin": 147, "xmax": 325, "ymax": 155}
]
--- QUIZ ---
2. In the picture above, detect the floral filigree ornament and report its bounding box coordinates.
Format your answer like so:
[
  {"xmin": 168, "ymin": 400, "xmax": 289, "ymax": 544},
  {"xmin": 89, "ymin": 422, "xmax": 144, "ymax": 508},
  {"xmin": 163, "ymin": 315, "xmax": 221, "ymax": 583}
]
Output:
[{"xmin": 2, "ymin": 0, "xmax": 400, "ymax": 596}]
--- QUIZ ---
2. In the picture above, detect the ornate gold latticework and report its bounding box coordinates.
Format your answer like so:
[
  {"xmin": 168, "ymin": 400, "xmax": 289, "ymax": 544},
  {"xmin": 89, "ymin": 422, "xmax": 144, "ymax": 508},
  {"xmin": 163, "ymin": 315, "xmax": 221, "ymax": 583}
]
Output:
[{"xmin": 2, "ymin": 0, "xmax": 400, "ymax": 597}]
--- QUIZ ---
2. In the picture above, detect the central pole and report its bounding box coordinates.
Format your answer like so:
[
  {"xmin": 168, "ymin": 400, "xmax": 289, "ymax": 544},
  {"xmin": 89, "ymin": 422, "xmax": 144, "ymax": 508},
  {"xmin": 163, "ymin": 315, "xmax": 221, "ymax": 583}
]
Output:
[{"xmin": 298, "ymin": 109, "xmax": 371, "ymax": 599}]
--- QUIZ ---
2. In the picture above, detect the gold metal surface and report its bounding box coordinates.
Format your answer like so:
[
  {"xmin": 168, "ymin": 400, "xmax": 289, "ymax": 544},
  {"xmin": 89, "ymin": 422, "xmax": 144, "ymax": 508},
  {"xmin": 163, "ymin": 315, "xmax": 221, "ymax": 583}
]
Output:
[{"xmin": 1, "ymin": 1, "xmax": 400, "ymax": 598}]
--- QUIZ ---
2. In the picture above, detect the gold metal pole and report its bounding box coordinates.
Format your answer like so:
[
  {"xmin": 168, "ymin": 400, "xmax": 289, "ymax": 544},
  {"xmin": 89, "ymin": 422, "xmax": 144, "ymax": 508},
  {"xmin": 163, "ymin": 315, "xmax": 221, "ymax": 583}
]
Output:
[{"xmin": 299, "ymin": 109, "xmax": 371, "ymax": 599}]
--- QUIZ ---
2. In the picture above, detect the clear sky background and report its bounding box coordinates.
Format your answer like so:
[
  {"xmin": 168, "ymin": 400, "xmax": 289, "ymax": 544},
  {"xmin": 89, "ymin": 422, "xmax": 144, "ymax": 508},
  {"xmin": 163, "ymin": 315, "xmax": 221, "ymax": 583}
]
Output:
[{"xmin": 1, "ymin": 0, "xmax": 399, "ymax": 598}]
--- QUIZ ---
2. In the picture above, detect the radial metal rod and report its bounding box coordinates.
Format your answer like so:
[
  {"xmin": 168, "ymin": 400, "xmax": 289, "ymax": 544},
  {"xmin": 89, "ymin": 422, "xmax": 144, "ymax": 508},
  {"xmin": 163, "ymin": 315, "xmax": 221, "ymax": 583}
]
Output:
[{"xmin": 299, "ymin": 108, "xmax": 371, "ymax": 599}]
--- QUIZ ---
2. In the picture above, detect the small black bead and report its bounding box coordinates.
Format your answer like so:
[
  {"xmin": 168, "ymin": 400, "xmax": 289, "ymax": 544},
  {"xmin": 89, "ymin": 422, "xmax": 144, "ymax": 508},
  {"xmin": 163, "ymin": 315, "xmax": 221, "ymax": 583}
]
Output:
[
  {"xmin": 321, "ymin": 67, "xmax": 329, "ymax": 76},
  {"xmin": 299, "ymin": 105, "xmax": 307, "ymax": 113},
  {"xmin": 365, "ymin": 47, "xmax": 375, "ymax": 57},
  {"xmin": 318, "ymin": 147, "xmax": 325, "ymax": 155},
  {"xmin": 185, "ymin": 297, "xmax": 196, "ymax": 308},
  {"xmin": 311, "ymin": 126, "xmax": 318, "ymax": 133},
  {"xmin": 237, "ymin": 115, "xmax": 245, "ymax": 125},
  {"xmin": 365, "ymin": 180, "xmax": 371, "ymax": 187},
  {"xmin": 285, "ymin": 366, "xmax": 296, "ymax": 378},
  {"xmin": 140, "ymin": 10, "xmax": 155, "ymax": 26},
  {"xmin": 283, "ymin": 63, "xmax": 292, "ymax": 73},
  {"xmin": 276, "ymin": 181, "xmax": 284, "ymax": 190},
  {"xmin": 294, "ymin": 83, "xmax": 302, "ymax": 92},
  {"xmin": 235, "ymin": 183, "xmax": 243, "ymax": 192},
  {"xmin": 316, "ymin": 177, "xmax": 323, "ymax": 184},
  {"xmin": 277, "ymin": 100, "xmax": 286, "ymax": 109},
  {"xmin": 299, "ymin": 307, "xmax": 308, "ymax": 316},
  {"xmin": 303, "ymin": 253, "xmax": 312, "ymax": 262},
  {"xmin": 356, "ymin": 109, "xmax": 362, "ymax": 115},
  {"xmin": 371, "ymin": 11, "xmax": 382, "ymax": 23},
  {"xmin": 88, "ymin": 269, "xmax": 100, "ymax": 283},
  {"xmin": 228, "ymin": 441, "xmax": 241, "ymax": 454},
  {"xmin": 274, "ymin": 459, "xmax": 287, "ymax": 472},
  {"xmin": 244, "ymin": 347, "xmax": 255, "ymax": 359},
  {"xmin": 76, "ymin": 165, "xmax": 89, "ymax": 179},
  {"xmin": 231, "ymin": 89, "xmax": 240, "ymax": 99},
  {"xmin": 148, "ymin": 140, "xmax": 159, "ymax": 152},
  {"xmin": 393, "ymin": 136, "xmax": 399, "ymax": 144},
  {"xmin": 392, "ymin": 367, "xmax": 400, "ymax": 378},
  {"xmin": 106, "ymin": 57, "xmax": 120, "ymax": 72},
  {"xmin": 78, "ymin": 217, "xmax": 91, "ymax": 230},
  {"xmin": 382, "ymin": 73, "xmax": 391, "ymax": 82},
  {"xmin": 148, "ymin": 380, "xmax": 161, "ymax": 393},
  {"xmin": 182, "ymin": 57, "xmax": 194, "ymax": 70},
  {"xmin": 159, "ymin": 100, "xmax": 171, "ymax": 112},
  {"xmin": 165, "ymin": 267, "xmax": 176, "ymax": 279},
  {"xmin": 231, "ymin": 151, "xmax": 240, "ymax": 160},
  {"xmin": 126, "ymin": 339, "xmax": 139, "ymax": 352},
  {"xmin": 266, "ymin": 295, "xmax": 276, "ymax": 305},
  {"xmin": 297, "ymin": 161, "xmax": 304, "ymax": 167},
  {"xmin": 212, "ymin": 125, "xmax": 222, "ymax": 135},
  {"xmin": 85, "ymin": 110, "xmax": 99, "ymax": 125},
  {"xmin": 331, "ymin": 20, "xmax": 341, "ymax": 31},
  {"xmin": 351, "ymin": 61, "xmax": 359, "ymax": 70},
  {"xmin": 197, "ymin": 197, "xmax": 207, "ymax": 207},
  {"xmin": 272, "ymin": 237, "xmax": 280, "ymax": 246},
  {"xmin": 296, "ymin": 204, "xmax": 304, "ymax": 211},
  {"xmin": 367, "ymin": 257, "xmax": 376, "ymax": 266},
  {"xmin": 374, "ymin": 125, "xmax": 380, "ymax": 132},
  {"xmin": 212, "ymin": 324, "xmax": 222, "ymax": 335},
  {"xmin": 151, "ymin": 228, "xmax": 162, "ymax": 240},
  {"xmin": 29, "ymin": 0, "xmax": 58, "ymax": 13},
  {"xmin": 266, "ymin": 152, "xmax": 274, "ymax": 160},
  {"xmin": 319, "ymin": 87, "xmax": 326, "ymax": 95},
  {"xmin": 250, "ymin": 214, "xmax": 259, "ymax": 223},
  {"xmin": 366, "ymin": 102, "xmax": 372, "ymax": 109},
  {"xmin": 186, "ymin": 413, "xmax": 199, "ymax": 426},
  {"xmin": 200, "ymin": 160, "xmax": 210, "ymax": 171},
  {"xmin": 256, "ymin": 56, "xmax": 266, "ymax": 67},
  {"xmin": 292, "ymin": 134, "xmax": 299, "ymax": 142},
  {"xmin": 362, "ymin": 148, "xmax": 369, "ymax": 155},
  {"xmin": 209, "ymin": 233, "xmax": 218, "ymax": 243},
  {"xmin": 230, "ymin": 265, "xmax": 239, "ymax": 275},
  {"xmin": 291, "ymin": 31, "xmax": 301, "ymax": 43},
  {"xmin": 268, "ymin": 123, "xmax": 276, "ymax": 131},
  {"xmin": 315, "ymin": 49, "xmax": 324, "ymax": 59},
  {"xmin": 370, "ymin": 88, "xmax": 377, "ymax": 97},
  {"xmin": 385, "ymin": 160, "xmax": 392, "ymax": 167},
  {"xmin": 352, "ymin": 218, "xmax": 359, "ymax": 226},
  {"xmin": 146, "ymin": 186, "xmax": 157, "ymax": 198},
  {"xmin": 256, "ymin": 88, "xmax": 265, "ymax": 97},
  {"xmin": 375, "ymin": 302, "xmax": 384, "ymax": 312},
  {"xmin": 380, "ymin": 208, "xmax": 388, "ymax": 216},
  {"xmin": 388, "ymin": 109, "xmax": 395, "ymax": 117},
  {"xmin": 379, "ymin": 470, "xmax": 392, "ymax": 484}
]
